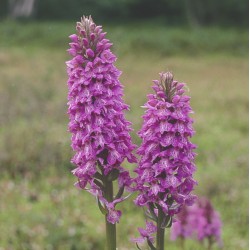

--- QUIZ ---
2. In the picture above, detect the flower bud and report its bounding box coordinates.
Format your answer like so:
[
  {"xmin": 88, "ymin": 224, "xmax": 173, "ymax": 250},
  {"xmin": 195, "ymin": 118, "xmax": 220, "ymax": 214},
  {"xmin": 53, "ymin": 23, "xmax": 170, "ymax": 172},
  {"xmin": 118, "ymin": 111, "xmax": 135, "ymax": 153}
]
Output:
[
  {"xmin": 86, "ymin": 48, "xmax": 94, "ymax": 58},
  {"xmin": 69, "ymin": 34, "xmax": 78, "ymax": 42}
]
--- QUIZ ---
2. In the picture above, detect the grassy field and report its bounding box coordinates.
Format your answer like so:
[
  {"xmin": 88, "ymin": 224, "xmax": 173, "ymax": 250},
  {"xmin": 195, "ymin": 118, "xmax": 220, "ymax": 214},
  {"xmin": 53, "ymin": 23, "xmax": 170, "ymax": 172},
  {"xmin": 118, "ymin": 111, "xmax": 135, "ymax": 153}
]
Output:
[{"xmin": 0, "ymin": 21, "xmax": 248, "ymax": 249}]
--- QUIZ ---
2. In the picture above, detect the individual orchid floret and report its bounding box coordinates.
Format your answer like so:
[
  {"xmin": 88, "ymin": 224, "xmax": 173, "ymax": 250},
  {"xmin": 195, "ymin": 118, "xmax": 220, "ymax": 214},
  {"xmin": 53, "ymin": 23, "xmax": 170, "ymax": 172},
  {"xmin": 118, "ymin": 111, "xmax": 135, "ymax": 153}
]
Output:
[
  {"xmin": 98, "ymin": 195, "xmax": 130, "ymax": 224},
  {"xmin": 133, "ymin": 72, "xmax": 197, "ymax": 249},
  {"xmin": 132, "ymin": 221, "xmax": 157, "ymax": 249},
  {"xmin": 171, "ymin": 197, "xmax": 223, "ymax": 249},
  {"xmin": 66, "ymin": 15, "xmax": 136, "ymax": 231}
]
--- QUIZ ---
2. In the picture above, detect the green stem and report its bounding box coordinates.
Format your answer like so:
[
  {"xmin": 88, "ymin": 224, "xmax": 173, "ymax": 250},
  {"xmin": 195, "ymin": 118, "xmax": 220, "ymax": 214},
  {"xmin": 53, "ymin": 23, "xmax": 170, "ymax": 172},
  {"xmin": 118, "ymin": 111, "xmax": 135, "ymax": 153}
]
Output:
[
  {"xmin": 156, "ymin": 208, "xmax": 165, "ymax": 250},
  {"xmin": 180, "ymin": 236, "xmax": 185, "ymax": 250},
  {"xmin": 207, "ymin": 237, "xmax": 213, "ymax": 250},
  {"xmin": 104, "ymin": 180, "xmax": 116, "ymax": 250}
]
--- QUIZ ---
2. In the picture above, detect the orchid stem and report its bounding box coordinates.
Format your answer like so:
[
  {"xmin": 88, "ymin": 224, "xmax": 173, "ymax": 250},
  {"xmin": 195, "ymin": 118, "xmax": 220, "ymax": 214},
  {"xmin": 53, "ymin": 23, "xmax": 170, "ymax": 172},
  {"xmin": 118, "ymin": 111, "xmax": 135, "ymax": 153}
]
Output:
[
  {"xmin": 156, "ymin": 208, "xmax": 165, "ymax": 250},
  {"xmin": 207, "ymin": 237, "xmax": 213, "ymax": 250},
  {"xmin": 180, "ymin": 236, "xmax": 185, "ymax": 250},
  {"xmin": 104, "ymin": 180, "xmax": 116, "ymax": 250}
]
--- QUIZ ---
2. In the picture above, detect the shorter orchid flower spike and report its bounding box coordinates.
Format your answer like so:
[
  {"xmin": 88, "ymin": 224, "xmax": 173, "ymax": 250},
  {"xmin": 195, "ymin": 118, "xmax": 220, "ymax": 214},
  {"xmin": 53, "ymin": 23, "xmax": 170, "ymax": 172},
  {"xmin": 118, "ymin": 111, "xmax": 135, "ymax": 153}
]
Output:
[{"xmin": 133, "ymin": 72, "xmax": 197, "ymax": 248}]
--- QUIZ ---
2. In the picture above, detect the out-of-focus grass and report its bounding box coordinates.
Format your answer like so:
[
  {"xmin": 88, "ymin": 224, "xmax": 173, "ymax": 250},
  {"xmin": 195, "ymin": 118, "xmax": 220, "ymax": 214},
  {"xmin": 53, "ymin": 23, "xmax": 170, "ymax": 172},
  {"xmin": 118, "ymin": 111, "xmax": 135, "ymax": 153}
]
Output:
[
  {"xmin": 0, "ymin": 21, "xmax": 248, "ymax": 249},
  {"xmin": 0, "ymin": 20, "xmax": 248, "ymax": 56}
]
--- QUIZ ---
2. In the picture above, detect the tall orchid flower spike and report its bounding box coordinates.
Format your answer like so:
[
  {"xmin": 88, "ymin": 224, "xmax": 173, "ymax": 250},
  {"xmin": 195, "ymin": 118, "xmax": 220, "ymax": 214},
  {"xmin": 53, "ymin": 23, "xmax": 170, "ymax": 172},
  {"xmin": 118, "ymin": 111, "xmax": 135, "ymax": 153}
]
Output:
[
  {"xmin": 66, "ymin": 16, "xmax": 137, "ymax": 250},
  {"xmin": 133, "ymin": 72, "xmax": 197, "ymax": 250}
]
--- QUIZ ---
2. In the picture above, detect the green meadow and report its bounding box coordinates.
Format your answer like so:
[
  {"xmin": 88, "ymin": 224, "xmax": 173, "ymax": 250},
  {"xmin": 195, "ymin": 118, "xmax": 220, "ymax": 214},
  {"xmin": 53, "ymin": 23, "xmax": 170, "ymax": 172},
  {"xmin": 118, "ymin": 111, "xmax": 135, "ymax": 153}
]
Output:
[{"xmin": 0, "ymin": 21, "xmax": 248, "ymax": 249}]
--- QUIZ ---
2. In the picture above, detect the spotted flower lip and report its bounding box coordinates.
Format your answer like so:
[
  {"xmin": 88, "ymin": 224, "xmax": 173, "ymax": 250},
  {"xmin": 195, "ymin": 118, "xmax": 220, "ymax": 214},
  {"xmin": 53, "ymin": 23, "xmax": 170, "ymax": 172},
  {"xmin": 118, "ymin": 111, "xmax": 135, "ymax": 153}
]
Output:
[
  {"xmin": 66, "ymin": 16, "xmax": 137, "ymax": 224},
  {"xmin": 133, "ymin": 72, "xmax": 197, "ymax": 243}
]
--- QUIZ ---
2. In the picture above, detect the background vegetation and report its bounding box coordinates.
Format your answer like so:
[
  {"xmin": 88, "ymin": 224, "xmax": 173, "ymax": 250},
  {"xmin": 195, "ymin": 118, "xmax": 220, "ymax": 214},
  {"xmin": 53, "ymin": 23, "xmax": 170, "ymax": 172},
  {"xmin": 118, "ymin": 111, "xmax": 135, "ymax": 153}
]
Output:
[
  {"xmin": 0, "ymin": 1, "xmax": 248, "ymax": 249},
  {"xmin": 1, "ymin": 0, "xmax": 249, "ymax": 27}
]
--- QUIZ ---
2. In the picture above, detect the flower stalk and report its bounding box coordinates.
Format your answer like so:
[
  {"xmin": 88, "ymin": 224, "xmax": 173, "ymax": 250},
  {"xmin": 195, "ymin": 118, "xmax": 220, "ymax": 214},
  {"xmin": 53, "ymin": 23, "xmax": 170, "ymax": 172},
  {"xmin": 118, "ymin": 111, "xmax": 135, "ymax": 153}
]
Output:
[
  {"xmin": 156, "ymin": 207, "xmax": 165, "ymax": 250},
  {"xmin": 104, "ymin": 179, "xmax": 116, "ymax": 250}
]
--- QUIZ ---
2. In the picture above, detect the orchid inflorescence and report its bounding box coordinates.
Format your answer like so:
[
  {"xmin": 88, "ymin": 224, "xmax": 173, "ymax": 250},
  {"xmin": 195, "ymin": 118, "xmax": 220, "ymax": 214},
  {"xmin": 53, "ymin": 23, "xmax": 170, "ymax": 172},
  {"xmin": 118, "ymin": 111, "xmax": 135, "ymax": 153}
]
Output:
[
  {"xmin": 132, "ymin": 72, "xmax": 197, "ymax": 249},
  {"xmin": 66, "ymin": 16, "xmax": 136, "ymax": 225}
]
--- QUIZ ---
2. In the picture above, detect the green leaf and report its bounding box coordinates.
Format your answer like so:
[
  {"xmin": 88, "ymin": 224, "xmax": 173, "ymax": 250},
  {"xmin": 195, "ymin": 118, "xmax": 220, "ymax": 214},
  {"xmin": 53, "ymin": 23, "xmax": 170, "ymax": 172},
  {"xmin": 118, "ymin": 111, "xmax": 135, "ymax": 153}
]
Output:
[
  {"xmin": 94, "ymin": 172, "xmax": 104, "ymax": 182},
  {"xmin": 114, "ymin": 186, "xmax": 124, "ymax": 200},
  {"xmin": 107, "ymin": 169, "xmax": 120, "ymax": 181},
  {"xmin": 145, "ymin": 211, "xmax": 157, "ymax": 222},
  {"xmin": 161, "ymin": 215, "xmax": 172, "ymax": 228},
  {"xmin": 97, "ymin": 198, "xmax": 107, "ymax": 215},
  {"xmin": 148, "ymin": 202, "xmax": 157, "ymax": 221},
  {"xmin": 147, "ymin": 238, "xmax": 156, "ymax": 250},
  {"xmin": 167, "ymin": 216, "xmax": 173, "ymax": 228},
  {"xmin": 94, "ymin": 179, "xmax": 104, "ymax": 189},
  {"xmin": 136, "ymin": 243, "xmax": 142, "ymax": 250}
]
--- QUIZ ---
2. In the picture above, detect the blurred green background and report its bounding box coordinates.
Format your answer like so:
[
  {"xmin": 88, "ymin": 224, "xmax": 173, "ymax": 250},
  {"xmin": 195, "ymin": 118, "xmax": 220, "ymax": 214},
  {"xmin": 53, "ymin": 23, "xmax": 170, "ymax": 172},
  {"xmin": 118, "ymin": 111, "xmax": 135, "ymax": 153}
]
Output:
[{"xmin": 0, "ymin": 0, "xmax": 248, "ymax": 249}]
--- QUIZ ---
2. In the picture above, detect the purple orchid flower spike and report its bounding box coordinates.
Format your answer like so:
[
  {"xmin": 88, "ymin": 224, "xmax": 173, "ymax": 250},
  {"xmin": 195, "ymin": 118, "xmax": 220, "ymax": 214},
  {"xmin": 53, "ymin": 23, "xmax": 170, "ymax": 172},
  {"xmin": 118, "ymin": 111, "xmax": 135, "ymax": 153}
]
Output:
[
  {"xmin": 133, "ymin": 72, "xmax": 197, "ymax": 250},
  {"xmin": 66, "ymin": 16, "xmax": 137, "ymax": 250}
]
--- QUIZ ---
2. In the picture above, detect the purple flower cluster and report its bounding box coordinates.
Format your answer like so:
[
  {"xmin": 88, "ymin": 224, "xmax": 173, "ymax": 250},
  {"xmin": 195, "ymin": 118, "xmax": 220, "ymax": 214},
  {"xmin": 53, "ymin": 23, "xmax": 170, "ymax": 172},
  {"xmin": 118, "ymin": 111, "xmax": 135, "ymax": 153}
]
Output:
[
  {"xmin": 66, "ymin": 16, "xmax": 136, "ymax": 224},
  {"xmin": 171, "ymin": 197, "xmax": 223, "ymax": 247},
  {"xmin": 133, "ymin": 72, "xmax": 197, "ymax": 241},
  {"xmin": 134, "ymin": 72, "xmax": 197, "ymax": 212}
]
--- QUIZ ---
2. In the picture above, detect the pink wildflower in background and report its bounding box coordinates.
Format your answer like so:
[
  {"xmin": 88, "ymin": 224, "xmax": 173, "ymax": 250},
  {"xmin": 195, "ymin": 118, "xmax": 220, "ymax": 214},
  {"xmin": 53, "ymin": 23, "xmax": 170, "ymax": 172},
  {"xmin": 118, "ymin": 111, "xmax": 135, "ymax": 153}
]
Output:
[
  {"xmin": 169, "ymin": 203, "xmax": 193, "ymax": 241},
  {"xmin": 133, "ymin": 72, "xmax": 197, "ymax": 247},
  {"xmin": 171, "ymin": 197, "xmax": 223, "ymax": 248},
  {"xmin": 66, "ymin": 16, "xmax": 136, "ymax": 224}
]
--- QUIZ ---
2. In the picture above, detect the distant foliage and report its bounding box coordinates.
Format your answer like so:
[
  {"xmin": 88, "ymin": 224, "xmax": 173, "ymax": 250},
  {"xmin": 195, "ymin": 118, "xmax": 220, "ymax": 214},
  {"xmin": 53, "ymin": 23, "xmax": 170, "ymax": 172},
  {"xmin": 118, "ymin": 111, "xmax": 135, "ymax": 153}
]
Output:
[{"xmin": 0, "ymin": 0, "xmax": 248, "ymax": 27}]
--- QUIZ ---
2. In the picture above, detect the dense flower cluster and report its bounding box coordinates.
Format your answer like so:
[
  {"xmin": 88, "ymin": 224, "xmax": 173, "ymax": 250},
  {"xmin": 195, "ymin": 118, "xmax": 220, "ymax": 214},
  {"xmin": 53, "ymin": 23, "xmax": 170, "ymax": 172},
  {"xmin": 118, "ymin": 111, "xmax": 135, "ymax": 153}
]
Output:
[
  {"xmin": 171, "ymin": 197, "xmax": 223, "ymax": 247},
  {"xmin": 66, "ymin": 16, "xmax": 136, "ymax": 224},
  {"xmin": 133, "ymin": 72, "xmax": 197, "ymax": 242}
]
